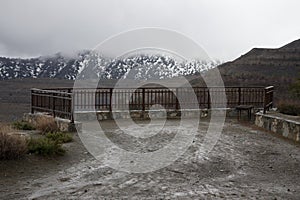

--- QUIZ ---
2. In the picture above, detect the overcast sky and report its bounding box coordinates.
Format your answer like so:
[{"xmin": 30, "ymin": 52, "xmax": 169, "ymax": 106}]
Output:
[{"xmin": 0, "ymin": 0, "xmax": 299, "ymax": 61}]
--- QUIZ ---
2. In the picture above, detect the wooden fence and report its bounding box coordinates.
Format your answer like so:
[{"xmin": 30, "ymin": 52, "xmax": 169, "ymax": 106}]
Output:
[
  {"xmin": 31, "ymin": 86, "xmax": 274, "ymax": 122},
  {"xmin": 31, "ymin": 88, "xmax": 73, "ymax": 121}
]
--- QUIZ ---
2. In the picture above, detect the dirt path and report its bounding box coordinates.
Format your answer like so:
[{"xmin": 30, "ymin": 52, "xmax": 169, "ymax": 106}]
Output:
[{"xmin": 1, "ymin": 119, "xmax": 300, "ymax": 199}]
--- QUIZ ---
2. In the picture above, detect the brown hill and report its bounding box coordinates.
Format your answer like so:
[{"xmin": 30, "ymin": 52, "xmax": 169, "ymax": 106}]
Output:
[
  {"xmin": 190, "ymin": 39, "xmax": 300, "ymax": 103},
  {"xmin": 218, "ymin": 39, "xmax": 300, "ymax": 80}
]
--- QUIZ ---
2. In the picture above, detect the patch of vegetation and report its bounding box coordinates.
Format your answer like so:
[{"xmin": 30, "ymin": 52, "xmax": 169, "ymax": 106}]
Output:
[
  {"xmin": 289, "ymin": 76, "xmax": 300, "ymax": 99},
  {"xmin": 0, "ymin": 125, "xmax": 28, "ymax": 160},
  {"xmin": 46, "ymin": 132, "xmax": 73, "ymax": 144},
  {"xmin": 28, "ymin": 138, "xmax": 65, "ymax": 156},
  {"xmin": 277, "ymin": 77, "xmax": 300, "ymax": 116},
  {"xmin": 277, "ymin": 101, "xmax": 300, "ymax": 116},
  {"xmin": 13, "ymin": 121, "xmax": 35, "ymax": 130},
  {"xmin": 35, "ymin": 117, "xmax": 59, "ymax": 134},
  {"xmin": 28, "ymin": 132, "xmax": 72, "ymax": 157}
]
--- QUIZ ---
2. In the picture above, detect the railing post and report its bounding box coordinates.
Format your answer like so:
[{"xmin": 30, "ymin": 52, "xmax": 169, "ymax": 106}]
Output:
[
  {"xmin": 52, "ymin": 92, "xmax": 56, "ymax": 117},
  {"xmin": 175, "ymin": 88, "xmax": 179, "ymax": 110},
  {"xmin": 265, "ymin": 86, "xmax": 274, "ymax": 113},
  {"xmin": 207, "ymin": 89, "xmax": 211, "ymax": 109},
  {"xmin": 109, "ymin": 88, "xmax": 113, "ymax": 112},
  {"xmin": 270, "ymin": 87, "xmax": 274, "ymax": 109},
  {"xmin": 142, "ymin": 88, "xmax": 145, "ymax": 112},
  {"xmin": 31, "ymin": 89, "xmax": 34, "ymax": 114},
  {"xmin": 263, "ymin": 87, "xmax": 267, "ymax": 114},
  {"xmin": 48, "ymin": 92, "xmax": 51, "ymax": 113},
  {"xmin": 238, "ymin": 87, "xmax": 241, "ymax": 105},
  {"xmin": 70, "ymin": 91, "xmax": 74, "ymax": 123}
]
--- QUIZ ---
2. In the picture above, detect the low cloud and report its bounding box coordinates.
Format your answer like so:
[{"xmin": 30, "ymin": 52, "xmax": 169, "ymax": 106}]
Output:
[{"xmin": 0, "ymin": 0, "xmax": 299, "ymax": 60}]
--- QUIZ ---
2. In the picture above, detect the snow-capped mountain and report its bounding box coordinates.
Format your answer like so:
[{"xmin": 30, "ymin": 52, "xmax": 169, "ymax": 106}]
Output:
[{"xmin": 0, "ymin": 52, "xmax": 222, "ymax": 80}]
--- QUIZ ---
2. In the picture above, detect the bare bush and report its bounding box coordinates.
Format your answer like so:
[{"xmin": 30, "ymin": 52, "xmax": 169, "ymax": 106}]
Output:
[
  {"xmin": 0, "ymin": 125, "xmax": 28, "ymax": 160},
  {"xmin": 35, "ymin": 117, "xmax": 59, "ymax": 134}
]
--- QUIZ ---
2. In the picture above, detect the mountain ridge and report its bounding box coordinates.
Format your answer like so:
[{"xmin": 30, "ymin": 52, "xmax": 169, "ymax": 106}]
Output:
[
  {"xmin": 0, "ymin": 52, "xmax": 221, "ymax": 80},
  {"xmin": 218, "ymin": 38, "xmax": 300, "ymax": 79}
]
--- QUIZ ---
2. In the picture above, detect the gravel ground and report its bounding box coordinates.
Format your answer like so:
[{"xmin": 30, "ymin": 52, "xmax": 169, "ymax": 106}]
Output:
[{"xmin": 1, "ymin": 118, "xmax": 300, "ymax": 200}]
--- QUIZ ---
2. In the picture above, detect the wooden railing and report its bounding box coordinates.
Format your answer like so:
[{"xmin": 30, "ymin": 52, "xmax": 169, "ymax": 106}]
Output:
[
  {"xmin": 31, "ymin": 86, "xmax": 274, "ymax": 121},
  {"xmin": 31, "ymin": 88, "xmax": 73, "ymax": 122}
]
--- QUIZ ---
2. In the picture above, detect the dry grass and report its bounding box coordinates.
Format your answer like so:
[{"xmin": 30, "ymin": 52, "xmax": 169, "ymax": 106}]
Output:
[
  {"xmin": 35, "ymin": 117, "xmax": 59, "ymax": 134},
  {"xmin": 0, "ymin": 125, "xmax": 28, "ymax": 160}
]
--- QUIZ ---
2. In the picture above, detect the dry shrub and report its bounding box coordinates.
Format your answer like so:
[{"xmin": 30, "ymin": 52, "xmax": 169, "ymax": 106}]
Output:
[
  {"xmin": 0, "ymin": 125, "xmax": 28, "ymax": 160},
  {"xmin": 35, "ymin": 117, "xmax": 59, "ymax": 134},
  {"xmin": 277, "ymin": 99, "xmax": 300, "ymax": 116}
]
